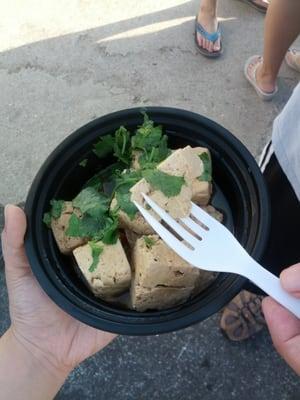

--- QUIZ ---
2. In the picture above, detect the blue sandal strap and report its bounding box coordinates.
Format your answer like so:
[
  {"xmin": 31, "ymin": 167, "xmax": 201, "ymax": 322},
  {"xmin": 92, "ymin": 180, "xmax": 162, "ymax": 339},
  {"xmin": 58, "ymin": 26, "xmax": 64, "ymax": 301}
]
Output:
[{"xmin": 195, "ymin": 21, "xmax": 220, "ymax": 43}]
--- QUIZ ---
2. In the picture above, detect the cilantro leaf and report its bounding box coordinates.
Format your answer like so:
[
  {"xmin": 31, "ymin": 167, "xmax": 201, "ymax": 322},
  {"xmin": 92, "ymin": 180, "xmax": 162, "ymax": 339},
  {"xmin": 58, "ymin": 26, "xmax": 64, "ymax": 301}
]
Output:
[
  {"xmin": 115, "ymin": 191, "xmax": 138, "ymax": 220},
  {"xmin": 113, "ymin": 126, "xmax": 132, "ymax": 166},
  {"xmin": 88, "ymin": 241, "xmax": 104, "ymax": 272},
  {"xmin": 50, "ymin": 200, "xmax": 65, "ymax": 219},
  {"xmin": 43, "ymin": 199, "xmax": 65, "ymax": 227},
  {"xmin": 43, "ymin": 212, "xmax": 52, "ymax": 227},
  {"xmin": 93, "ymin": 135, "xmax": 115, "ymax": 158},
  {"xmin": 66, "ymin": 213, "xmax": 104, "ymax": 239},
  {"xmin": 144, "ymin": 236, "xmax": 157, "ymax": 249},
  {"xmin": 83, "ymin": 162, "xmax": 123, "ymax": 192},
  {"xmin": 79, "ymin": 159, "xmax": 88, "ymax": 167},
  {"xmin": 93, "ymin": 127, "xmax": 132, "ymax": 166},
  {"xmin": 132, "ymin": 112, "xmax": 163, "ymax": 150},
  {"xmin": 101, "ymin": 215, "xmax": 119, "ymax": 244},
  {"xmin": 198, "ymin": 153, "xmax": 212, "ymax": 182},
  {"xmin": 114, "ymin": 170, "xmax": 142, "ymax": 219},
  {"xmin": 114, "ymin": 170, "xmax": 142, "ymax": 193},
  {"xmin": 142, "ymin": 169, "xmax": 185, "ymax": 197},
  {"xmin": 73, "ymin": 187, "xmax": 110, "ymax": 219},
  {"xmin": 138, "ymin": 135, "xmax": 171, "ymax": 169}
]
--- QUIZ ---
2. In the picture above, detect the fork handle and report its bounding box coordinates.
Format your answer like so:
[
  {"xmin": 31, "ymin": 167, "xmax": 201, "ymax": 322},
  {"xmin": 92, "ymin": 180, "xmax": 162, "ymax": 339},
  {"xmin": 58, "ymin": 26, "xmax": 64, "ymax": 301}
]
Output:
[{"xmin": 245, "ymin": 260, "xmax": 300, "ymax": 319}]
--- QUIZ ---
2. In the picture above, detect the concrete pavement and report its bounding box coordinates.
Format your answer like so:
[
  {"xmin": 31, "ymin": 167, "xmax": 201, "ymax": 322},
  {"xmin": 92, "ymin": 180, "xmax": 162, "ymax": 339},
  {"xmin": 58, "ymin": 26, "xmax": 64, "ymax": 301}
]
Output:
[{"xmin": 0, "ymin": 1, "xmax": 300, "ymax": 398}]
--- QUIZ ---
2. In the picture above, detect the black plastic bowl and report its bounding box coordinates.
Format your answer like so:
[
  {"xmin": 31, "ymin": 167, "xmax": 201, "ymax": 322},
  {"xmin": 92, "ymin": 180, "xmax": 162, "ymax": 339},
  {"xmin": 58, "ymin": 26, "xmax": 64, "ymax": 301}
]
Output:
[{"xmin": 25, "ymin": 107, "xmax": 270, "ymax": 335}]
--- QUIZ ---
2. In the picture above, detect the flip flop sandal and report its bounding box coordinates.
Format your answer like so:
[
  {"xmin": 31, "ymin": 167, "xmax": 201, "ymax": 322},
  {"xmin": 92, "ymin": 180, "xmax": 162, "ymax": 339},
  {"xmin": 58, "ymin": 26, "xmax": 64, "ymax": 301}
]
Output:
[
  {"xmin": 285, "ymin": 49, "xmax": 300, "ymax": 73},
  {"xmin": 195, "ymin": 19, "xmax": 223, "ymax": 58},
  {"xmin": 220, "ymin": 290, "xmax": 266, "ymax": 341},
  {"xmin": 244, "ymin": 55, "xmax": 278, "ymax": 101},
  {"xmin": 236, "ymin": 0, "xmax": 268, "ymax": 13}
]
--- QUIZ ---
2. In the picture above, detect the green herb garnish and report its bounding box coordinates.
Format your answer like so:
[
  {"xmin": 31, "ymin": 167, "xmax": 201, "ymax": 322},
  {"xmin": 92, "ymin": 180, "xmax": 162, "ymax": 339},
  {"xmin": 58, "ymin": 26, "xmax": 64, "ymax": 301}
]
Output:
[
  {"xmin": 115, "ymin": 192, "xmax": 138, "ymax": 220},
  {"xmin": 43, "ymin": 199, "xmax": 65, "ymax": 227},
  {"xmin": 101, "ymin": 213, "xmax": 119, "ymax": 244},
  {"xmin": 72, "ymin": 187, "xmax": 110, "ymax": 219},
  {"xmin": 93, "ymin": 135, "xmax": 115, "ymax": 159},
  {"xmin": 66, "ymin": 187, "xmax": 119, "ymax": 243},
  {"xmin": 88, "ymin": 241, "xmax": 104, "ymax": 272},
  {"xmin": 83, "ymin": 162, "xmax": 123, "ymax": 192},
  {"xmin": 79, "ymin": 159, "xmax": 88, "ymax": 167},
  {"xmin": 114, "ymin": 170, "xmax": 142, "ymax": 220},
  {"xmin": 43, "ymin": 213, "xmax": 52, "ymax": 227},
  {"xmin": 93, "ymin": 126, "xmax": 132, "ymax": 166},
  {"xmin": 142, "ymin": 170, "xmax": 185, "ymax": 197},
  {"xmin": 132, "ymin": 112, "xmax": 163, "ymax": 150},
  {"xmin": 138, "ymin": 135, "xmax": 171, "ymax": 169},
  {"xmin": 144, "ymin": 236, "xmax": 157, "ymax": 249},
  {"xmin": 198, "ymin": 153, "xmax": 212, "ymax": 182},
  {"xmin": 113, "ymin": 126, "xmax": 132, "ymax": 166},
  {"xmin": 66, "ymin": 213, "xmax": 102, "ymax": 239}
]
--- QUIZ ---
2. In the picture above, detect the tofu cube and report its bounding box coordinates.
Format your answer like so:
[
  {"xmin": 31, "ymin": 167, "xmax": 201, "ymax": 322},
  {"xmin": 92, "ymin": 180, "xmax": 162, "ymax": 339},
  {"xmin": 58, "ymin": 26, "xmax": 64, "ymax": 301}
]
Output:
[
  {"xmin": 51, "ymin": 202, "xmax": 86, "ymax": 255},
  {"xmin": 131, "ymin": 235, "xmax": 208, "ymax": 311},
  {"xmin": 73, "ymin": 239, "xmax": 131, "ymax": 298},
  {"xmin": 130, "ymin": 177, "xmax": 192, "ymax": 219},
  {"xmin": 132, "ymin": 285, "xmax": 194, "ymax": 312},
  {"xmin": 191, "ymin": 180, "xmax": 212, "ymax": 205},
  {"xmin": 112, "ymin": 145, "xmax": 212, "ymax": 234},
  {"xmin": 158, "ymin": 146, "xmax": 203, "ymax": 181}
]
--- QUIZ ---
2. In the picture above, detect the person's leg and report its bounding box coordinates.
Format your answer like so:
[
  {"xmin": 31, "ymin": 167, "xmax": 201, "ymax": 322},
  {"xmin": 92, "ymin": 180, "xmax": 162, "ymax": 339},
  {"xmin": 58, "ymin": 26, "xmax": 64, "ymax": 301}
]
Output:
[
  {"xmin": 247, "ymin": 0, "xmax": 300, "ymax": 93},
  {"xmin": 196, "ymin": 0, "xmax": 220, "ymax": 53}
]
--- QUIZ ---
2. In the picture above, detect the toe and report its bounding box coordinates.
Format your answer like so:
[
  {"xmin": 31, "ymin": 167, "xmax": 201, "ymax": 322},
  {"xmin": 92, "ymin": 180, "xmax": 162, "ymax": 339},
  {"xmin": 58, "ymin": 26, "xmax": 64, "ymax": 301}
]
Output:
[
  {"xmin": 247, "ymin": 56, "xmax": 261, "ymax": 78},
  {"xmin": 214, "ymin": 37, "xmax": 221, "ymax": 52},
  {"xmin": 205, "ymin": 39, "xmax": 210, "ymax": 51},
  {"xmin": 196, "ymin": 32, "xmax": 201, "ymax": 46}
]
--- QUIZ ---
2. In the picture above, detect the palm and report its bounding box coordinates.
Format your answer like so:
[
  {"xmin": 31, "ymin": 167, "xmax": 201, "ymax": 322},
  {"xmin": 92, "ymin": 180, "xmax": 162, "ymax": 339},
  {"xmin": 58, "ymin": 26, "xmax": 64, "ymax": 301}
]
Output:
[
  {"xmin": 3, "ymin": 206, "xmax": 115, "ymax": 373},
  {"xmin": 10, "ymin": 270, "xmax": 114, "ymax": 371}
]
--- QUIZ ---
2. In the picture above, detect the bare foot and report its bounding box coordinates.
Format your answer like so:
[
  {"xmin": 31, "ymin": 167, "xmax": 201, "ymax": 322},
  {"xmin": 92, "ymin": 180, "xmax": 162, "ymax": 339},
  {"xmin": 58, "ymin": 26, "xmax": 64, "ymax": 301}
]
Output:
[
  {"xmin": 247, "ymin": 56, "xmax": 276, "ymax": 94},
  {"xmin": 196, "ymin": 7, "xmax": 220, "ymax": 53}
]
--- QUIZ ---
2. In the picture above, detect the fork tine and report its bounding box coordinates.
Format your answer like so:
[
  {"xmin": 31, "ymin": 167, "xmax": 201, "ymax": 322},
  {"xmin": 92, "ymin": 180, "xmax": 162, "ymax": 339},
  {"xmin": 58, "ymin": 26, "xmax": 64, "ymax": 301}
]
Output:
[
  {"xmin": 190, "ymin": 202, "xmax": 218, "ymax": 229},
  {"xmin": 180, "ymin": 216, "xmax": 208, "ymax": 237},
  {"xmin": 141, "ymin": 193, "xmax": 200, "ymax": 248},
  {"xmin": 133, "ymin": 201, "xmax": 193, "ymax": 262}
]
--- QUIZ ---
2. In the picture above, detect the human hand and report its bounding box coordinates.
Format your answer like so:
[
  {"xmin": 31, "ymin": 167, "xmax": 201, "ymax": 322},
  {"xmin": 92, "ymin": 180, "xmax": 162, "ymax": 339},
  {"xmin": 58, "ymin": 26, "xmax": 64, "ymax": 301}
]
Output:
[
  {"xmin": 262, "ymin": 263, "xmax": 300, "ymax": 375},
  {"xmin": 1, "ymin": 205, "xmax": 116, "ymax": 378}
]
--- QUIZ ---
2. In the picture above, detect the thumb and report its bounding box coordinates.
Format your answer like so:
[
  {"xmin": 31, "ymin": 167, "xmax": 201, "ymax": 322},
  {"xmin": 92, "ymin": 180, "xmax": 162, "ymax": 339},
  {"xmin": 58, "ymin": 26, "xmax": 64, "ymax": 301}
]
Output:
[{"xmin": 1, "ymin": 204, "xmax": 31, "ymax": 281}]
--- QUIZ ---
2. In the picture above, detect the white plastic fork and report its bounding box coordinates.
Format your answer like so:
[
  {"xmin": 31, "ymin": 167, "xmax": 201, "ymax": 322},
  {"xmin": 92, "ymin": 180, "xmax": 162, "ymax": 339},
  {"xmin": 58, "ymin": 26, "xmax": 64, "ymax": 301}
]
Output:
[{"xmin": 134, "ymin": 194, "xmax": 300, "ymax": 319}]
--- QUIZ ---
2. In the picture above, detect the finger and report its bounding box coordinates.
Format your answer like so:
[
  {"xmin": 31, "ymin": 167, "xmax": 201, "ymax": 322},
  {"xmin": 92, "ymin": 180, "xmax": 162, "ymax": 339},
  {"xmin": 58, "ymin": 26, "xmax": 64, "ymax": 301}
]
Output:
[
  {"xmin": 1, "ymin": 205, "xmax": 31, "ymax": 280},
  {"xmin": 263, "ymin": 297, "xmax": 300, "ymax": 374},
  {"xmin": 263, "ymin": 297, "xmax": 300, "ymax": 344},
  {"xmin": 280, "ymin": 263, "xmax": 300, "ymax": 297}
]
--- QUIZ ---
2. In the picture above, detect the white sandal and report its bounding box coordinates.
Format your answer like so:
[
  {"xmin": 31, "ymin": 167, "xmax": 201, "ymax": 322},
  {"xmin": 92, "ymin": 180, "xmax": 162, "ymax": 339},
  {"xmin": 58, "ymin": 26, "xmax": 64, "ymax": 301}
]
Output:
[{"xmin": 244, "ymin": 55, "xmax": 278, "ymax": 101}]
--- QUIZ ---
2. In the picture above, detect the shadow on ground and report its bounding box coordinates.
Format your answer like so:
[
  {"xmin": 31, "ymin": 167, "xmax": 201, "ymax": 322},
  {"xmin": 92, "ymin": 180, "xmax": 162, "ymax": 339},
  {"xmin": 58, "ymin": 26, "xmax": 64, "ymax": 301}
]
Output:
[{"xmin": 1, "ymin": 0, "xmax": 299, "ymax": 203}]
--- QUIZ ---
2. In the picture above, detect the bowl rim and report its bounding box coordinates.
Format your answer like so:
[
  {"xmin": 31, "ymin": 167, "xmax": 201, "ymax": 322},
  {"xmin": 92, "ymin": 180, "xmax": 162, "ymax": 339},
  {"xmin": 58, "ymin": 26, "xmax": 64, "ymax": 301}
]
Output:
[{"xmin": 25, "ymin": 106, "xmax": 270, "ymax": 335}]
